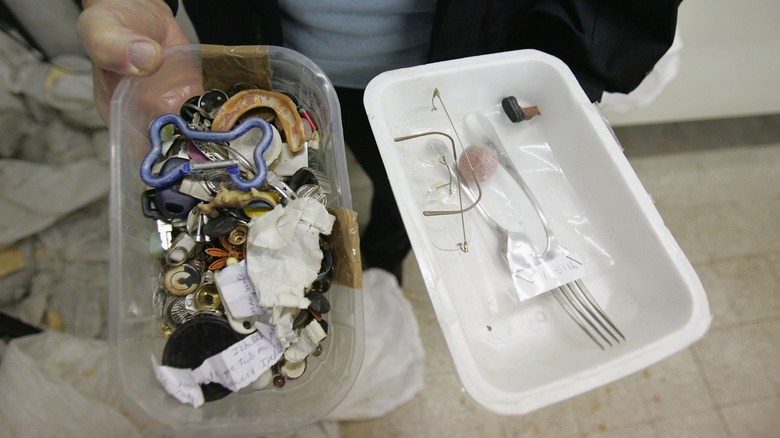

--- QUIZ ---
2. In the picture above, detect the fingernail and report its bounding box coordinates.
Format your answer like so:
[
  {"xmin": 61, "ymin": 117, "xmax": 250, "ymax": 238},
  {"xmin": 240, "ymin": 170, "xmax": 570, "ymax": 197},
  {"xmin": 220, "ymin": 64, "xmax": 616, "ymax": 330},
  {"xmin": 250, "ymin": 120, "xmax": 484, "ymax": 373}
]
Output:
[{"xmin": 129, "ymin": 42, "xmax": 157, "ymax": 72}]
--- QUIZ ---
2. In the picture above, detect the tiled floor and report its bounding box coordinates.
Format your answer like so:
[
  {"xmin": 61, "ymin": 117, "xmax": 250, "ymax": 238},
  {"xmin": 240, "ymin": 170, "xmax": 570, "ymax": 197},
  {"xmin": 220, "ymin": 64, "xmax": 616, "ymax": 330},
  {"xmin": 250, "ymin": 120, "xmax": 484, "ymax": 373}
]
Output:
[{"xmin": 340, "ymin": 114, "xmax": 780, "ymax": 438}]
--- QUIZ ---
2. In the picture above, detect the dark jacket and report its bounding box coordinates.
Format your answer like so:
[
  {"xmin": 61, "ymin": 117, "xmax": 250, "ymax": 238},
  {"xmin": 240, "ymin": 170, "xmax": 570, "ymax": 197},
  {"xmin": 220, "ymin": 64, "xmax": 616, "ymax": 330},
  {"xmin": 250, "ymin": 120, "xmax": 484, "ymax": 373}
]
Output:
[{"xmin": 182, "ymin": 0, "xmax": 681, "ymax": 102}]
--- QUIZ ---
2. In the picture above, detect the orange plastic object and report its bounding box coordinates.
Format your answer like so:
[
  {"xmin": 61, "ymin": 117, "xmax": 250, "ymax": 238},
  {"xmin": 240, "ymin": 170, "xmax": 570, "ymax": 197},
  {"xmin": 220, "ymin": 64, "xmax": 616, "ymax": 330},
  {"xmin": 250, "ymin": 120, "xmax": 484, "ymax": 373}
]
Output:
[{"xmin": 212, "ymin": 89, "xmax": 305, "ymax": 152}]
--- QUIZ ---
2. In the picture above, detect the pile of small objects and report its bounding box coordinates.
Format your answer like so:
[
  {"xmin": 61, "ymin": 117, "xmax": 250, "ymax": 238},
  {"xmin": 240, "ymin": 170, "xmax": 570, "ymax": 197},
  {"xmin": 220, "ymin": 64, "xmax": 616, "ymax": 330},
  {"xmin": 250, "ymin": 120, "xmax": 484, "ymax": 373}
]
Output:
[{"xmin": 141, "ymin": 84, "xmax": 336, "ymax": 404}]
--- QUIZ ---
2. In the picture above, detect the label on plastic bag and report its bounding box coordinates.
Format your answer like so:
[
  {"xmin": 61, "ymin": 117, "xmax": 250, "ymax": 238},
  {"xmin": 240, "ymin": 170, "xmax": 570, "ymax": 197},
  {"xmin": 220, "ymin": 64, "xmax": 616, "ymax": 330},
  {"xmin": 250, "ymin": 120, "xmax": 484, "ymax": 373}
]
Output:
[
  {"xmin": 152, "ymin": 321, "xmax": 285, "ymax": 407},
  {"xmin": 511, "ymin": 252, "xmax": 586, "ymax": 299}
]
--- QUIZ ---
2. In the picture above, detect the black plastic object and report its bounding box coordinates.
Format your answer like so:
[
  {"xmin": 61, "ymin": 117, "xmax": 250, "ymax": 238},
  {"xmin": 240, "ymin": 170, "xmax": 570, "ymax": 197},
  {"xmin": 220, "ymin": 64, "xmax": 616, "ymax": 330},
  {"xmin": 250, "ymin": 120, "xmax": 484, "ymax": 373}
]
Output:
[
  {"xmin": 162, "ymin": 315, "xmax": 245, "ymax": 402},
  {"xmin": 0, "ymin": 311, "xmax": 42, "ymax": 340},
  {"xmin": 306, "ymin": 291, "xmax": 330, "ymax": 315},
  {"xmin": 140, "ymin": 190, "xmax": 166, "ymax": 220},
  {"xmin": 501, "ymin": 96, "xmax": 526, "ymax": 123},
  {"xmin": 152, "ymin": 158, "xmax": 200, "ymax": 220},
  {"xmin": 202, "ymin": 215, "xmax": 242, "ymax": 238}
]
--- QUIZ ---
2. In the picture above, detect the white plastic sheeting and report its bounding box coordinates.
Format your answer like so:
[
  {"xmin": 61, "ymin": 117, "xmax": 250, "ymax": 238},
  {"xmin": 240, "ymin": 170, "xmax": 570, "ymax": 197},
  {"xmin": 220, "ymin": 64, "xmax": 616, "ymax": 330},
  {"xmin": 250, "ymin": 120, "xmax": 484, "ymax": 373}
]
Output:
[
  {"xmin": 0, "ymin": 29, "xmax": 110, "ymax": 334},
  {"xmin": 0, "ymin": 269, "xmax": 424, "ymax": 438}
]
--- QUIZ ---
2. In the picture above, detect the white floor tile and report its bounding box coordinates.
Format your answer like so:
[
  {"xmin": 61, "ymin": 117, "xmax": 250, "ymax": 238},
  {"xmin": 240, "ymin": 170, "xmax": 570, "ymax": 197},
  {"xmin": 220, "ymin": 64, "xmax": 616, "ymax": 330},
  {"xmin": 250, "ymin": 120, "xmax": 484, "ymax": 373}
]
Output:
[
  {"xmin": 571, "ymin": 374, "xmax": 652, "ymax": 434},
  {"xmin": 654, "ymin": 411, "xmax": 730, "ymax": 438},
  {"xmin": 721, "ymin": 398, "xmax": 780, "ymax": 438},
  {"xmin": 692, "ymin": 322, "xmax": 779, "ymax": 405},
  {"xmin": 694, "ymin": 255, "xmax": 780, "ymax": 329},
  {"xmin": 584, "ymin": 423, "xmax": 655, "ymax": 438},
  {"xmin": 498, "ymin": 400, "xmax": 581, "ymax": 438},
  {"xmin": 635, "ymin": 349, "xmax": 716, "ymax": 421}
]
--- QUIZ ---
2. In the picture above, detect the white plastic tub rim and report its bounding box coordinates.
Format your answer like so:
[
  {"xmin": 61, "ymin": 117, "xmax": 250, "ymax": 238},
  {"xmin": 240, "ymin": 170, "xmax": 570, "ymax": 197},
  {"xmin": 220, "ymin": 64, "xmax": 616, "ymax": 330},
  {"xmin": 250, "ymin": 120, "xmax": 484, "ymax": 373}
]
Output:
[{"xmin": 364, "ymin": 49, "xmax": 711, "ymax": 415}]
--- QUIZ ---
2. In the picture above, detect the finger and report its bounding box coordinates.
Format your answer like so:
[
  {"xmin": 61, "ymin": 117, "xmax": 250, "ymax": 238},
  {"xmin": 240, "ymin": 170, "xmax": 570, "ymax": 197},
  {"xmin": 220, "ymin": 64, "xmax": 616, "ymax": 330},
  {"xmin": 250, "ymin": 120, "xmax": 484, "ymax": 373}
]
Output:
[{"xmin": 77, "ymin": 10, "xmax": 164, "ymax": 76}]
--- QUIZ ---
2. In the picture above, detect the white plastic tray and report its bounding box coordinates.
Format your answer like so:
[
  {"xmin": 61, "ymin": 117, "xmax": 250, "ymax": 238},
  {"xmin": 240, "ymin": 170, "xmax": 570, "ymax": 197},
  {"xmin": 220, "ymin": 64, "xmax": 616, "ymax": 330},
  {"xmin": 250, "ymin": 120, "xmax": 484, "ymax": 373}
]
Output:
[{"xmin": 364, "ymin": 49, "xmax": 711, "ymax": 415}]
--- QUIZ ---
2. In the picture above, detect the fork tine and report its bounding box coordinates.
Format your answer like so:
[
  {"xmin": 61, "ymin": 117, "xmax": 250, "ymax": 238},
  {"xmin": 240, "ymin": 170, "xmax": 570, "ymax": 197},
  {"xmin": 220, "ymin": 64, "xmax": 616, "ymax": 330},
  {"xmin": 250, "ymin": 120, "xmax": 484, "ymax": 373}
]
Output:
[
  {"xmin": 552, "ymin": 287, "xmax": 606, "ymax": 350},
  {"xmin": 563, "ymin": 283, "xmax": 620, "ymax": 345},
  {"xmin": 552, "ymin": 281, "xmax": 626, "ymax": 349},
  {"xmin": 560, "ymin": 284, "xmax": 614, "ymax": 347},
  {"xmin": 573, "ymin": 280, "xmax": 625, "ymax": 342}
]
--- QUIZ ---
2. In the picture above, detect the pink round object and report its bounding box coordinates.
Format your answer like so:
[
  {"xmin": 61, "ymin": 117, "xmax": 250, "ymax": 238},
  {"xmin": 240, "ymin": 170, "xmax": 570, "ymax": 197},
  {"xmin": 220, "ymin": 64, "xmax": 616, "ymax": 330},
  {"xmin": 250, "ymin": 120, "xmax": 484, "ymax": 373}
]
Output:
[{"xmin": 458, "ymin": 145, "xmax": 498, "ymax": 183}]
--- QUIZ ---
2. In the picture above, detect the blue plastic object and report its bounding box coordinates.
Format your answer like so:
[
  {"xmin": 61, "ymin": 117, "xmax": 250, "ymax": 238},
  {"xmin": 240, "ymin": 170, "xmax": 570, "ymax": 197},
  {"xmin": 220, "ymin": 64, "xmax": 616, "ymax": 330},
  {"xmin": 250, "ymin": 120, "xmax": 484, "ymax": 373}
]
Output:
[{"xmin": 140, "ymin": 113, "xmax": 274, "ymax": 191}]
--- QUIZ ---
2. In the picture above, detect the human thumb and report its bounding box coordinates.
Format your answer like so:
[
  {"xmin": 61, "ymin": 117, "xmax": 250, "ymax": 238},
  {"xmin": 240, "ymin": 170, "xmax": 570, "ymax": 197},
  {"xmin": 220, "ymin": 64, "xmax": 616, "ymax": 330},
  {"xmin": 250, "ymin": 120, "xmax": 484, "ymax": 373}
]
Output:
[
  {"xmin": 77, "ymin": 8, "xmax": 165, "ymax": 76},
  {"xmin": 128, "ymin": 41, "xmax": 160, "ymax": 73}
]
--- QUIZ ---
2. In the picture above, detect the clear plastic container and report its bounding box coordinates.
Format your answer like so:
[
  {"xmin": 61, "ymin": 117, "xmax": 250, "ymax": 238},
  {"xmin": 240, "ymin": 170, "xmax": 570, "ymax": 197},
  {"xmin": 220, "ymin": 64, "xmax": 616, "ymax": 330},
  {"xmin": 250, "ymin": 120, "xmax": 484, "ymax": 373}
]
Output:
[{"xmin": 109, "ymin": 45, "xmax": 363, "ymax": 437}]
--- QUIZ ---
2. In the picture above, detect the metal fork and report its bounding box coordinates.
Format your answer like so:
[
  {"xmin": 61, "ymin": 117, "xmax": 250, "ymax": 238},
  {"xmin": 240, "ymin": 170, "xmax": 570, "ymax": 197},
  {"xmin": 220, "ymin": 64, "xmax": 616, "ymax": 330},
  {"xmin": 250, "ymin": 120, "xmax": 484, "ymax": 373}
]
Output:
[
  {"xmin": 464, "ymin": 113, "xmax": 625, "ymax": 349},
  {"xmin": 485, "ymin": 214, "xmax": 625, "ymax": 350},
  {"xmin": 552, "ymin": 281, "xmax": 625, "ymax": 350}
]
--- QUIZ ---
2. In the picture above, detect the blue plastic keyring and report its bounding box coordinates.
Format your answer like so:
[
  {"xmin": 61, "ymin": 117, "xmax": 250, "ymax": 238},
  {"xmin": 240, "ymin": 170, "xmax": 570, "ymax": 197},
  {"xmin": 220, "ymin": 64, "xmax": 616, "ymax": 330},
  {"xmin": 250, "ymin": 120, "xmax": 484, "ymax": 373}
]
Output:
[{"xmin": 140, "ymin": 113, "xmax": 274, "ymax": 191}]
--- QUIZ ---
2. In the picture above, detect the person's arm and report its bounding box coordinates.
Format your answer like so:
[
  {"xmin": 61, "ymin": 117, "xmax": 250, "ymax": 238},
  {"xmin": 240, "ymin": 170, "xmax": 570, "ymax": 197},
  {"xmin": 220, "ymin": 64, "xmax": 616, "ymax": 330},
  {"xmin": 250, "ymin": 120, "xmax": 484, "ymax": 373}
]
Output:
[{"xmin": 76, "ymin": 0, "xmax": 190, "ymax": 122}]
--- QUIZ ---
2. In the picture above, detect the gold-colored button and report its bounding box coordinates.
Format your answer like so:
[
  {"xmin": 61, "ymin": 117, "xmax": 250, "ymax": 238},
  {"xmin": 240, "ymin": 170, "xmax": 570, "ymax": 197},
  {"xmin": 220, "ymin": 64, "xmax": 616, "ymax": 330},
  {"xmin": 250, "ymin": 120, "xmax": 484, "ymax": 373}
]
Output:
[
  {"xmin": 194, "ymin": 284, "xmax": 222, "ymax": 311},
  {"xmin": 228, "ymin": 224, "xmax": 248, "ymax": 246}
]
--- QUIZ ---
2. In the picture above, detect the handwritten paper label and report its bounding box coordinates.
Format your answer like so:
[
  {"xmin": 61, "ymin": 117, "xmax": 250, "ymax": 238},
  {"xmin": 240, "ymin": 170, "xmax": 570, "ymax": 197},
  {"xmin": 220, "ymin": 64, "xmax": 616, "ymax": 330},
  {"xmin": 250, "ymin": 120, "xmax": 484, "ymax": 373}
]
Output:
[
  {"xmin": 151, "ymin": 356, "xmax": 204, "ymax": 407},
  {"xmin": 216, "ymin": 260, "xmax": 268, "ymax": 319},
  {"xmin": 511, "ymin": 253, "xmax": 587, "ymax": 300},
  {"xmin": 152, "ymin": 321, "xmax": 285, "ymax": 407}
]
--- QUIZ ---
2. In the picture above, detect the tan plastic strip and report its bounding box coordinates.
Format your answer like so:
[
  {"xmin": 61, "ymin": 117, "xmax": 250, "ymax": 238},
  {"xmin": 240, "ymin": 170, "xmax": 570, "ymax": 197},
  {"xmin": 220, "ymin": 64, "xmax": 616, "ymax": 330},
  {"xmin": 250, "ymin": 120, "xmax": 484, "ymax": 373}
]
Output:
[{"xmin": 211, "ymin": 89, "xmax": 306, "ymax": 152}]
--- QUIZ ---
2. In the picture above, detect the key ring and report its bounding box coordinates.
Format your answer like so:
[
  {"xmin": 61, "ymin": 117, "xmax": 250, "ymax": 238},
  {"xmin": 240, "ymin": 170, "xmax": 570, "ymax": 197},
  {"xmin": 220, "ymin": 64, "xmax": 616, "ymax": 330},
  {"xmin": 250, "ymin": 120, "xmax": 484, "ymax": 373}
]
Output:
[{"xmin": 141, "ymin": 113, "xmax": 274, "ymax": 191}]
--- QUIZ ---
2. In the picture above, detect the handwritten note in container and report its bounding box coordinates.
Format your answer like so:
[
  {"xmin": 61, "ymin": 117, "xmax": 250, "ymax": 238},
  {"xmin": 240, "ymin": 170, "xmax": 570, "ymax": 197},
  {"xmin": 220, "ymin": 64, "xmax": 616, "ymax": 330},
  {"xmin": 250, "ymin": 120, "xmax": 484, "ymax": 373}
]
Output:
[
  {"xmin": 152, "ymin": 321, "xmax": 285, "ymax": 407},
  {"xmin": 216, "ymin": 260, "xmax": 267, "ymax": 319}
]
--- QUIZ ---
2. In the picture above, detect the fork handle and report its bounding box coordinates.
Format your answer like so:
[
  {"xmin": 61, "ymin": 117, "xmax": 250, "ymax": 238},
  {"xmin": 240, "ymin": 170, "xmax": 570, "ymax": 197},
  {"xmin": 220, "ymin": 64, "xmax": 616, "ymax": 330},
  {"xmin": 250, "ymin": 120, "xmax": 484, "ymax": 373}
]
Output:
[{"xmin": 465, "ymin": 113, "xmax": 558, "ymax": 256}]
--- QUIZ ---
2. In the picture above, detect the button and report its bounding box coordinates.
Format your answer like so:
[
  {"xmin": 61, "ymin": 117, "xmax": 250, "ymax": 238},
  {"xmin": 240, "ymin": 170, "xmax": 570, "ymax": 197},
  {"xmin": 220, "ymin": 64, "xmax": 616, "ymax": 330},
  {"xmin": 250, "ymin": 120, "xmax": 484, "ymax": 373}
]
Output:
[
  {"xmin": 162, "ymin": 294, "xmax": 191, "ymax": 329},
  {"xmin": 194, "ymin": 283, "xmax": 222, "ymax": 311},
  {"xmin": 198, "ymin": 89, "xmax": 229, "ymax": 118},
  {"xmin": 164, "ymin": 233, "xmax": 197, "ymax": 266},
  {"xmin": 292, "ymin": 308, "xmax": 314, "ymax": 330},
  {"xmin": 280, "ymin": 359, "xmax": 306, "ymax": 380},
  {"xmin": 163, "ymin": 263, "xmax": 201, "ymax": 296},
  {"xmin": 228, "ymin": 224, "xmax": 248, "ymax": 246}
]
